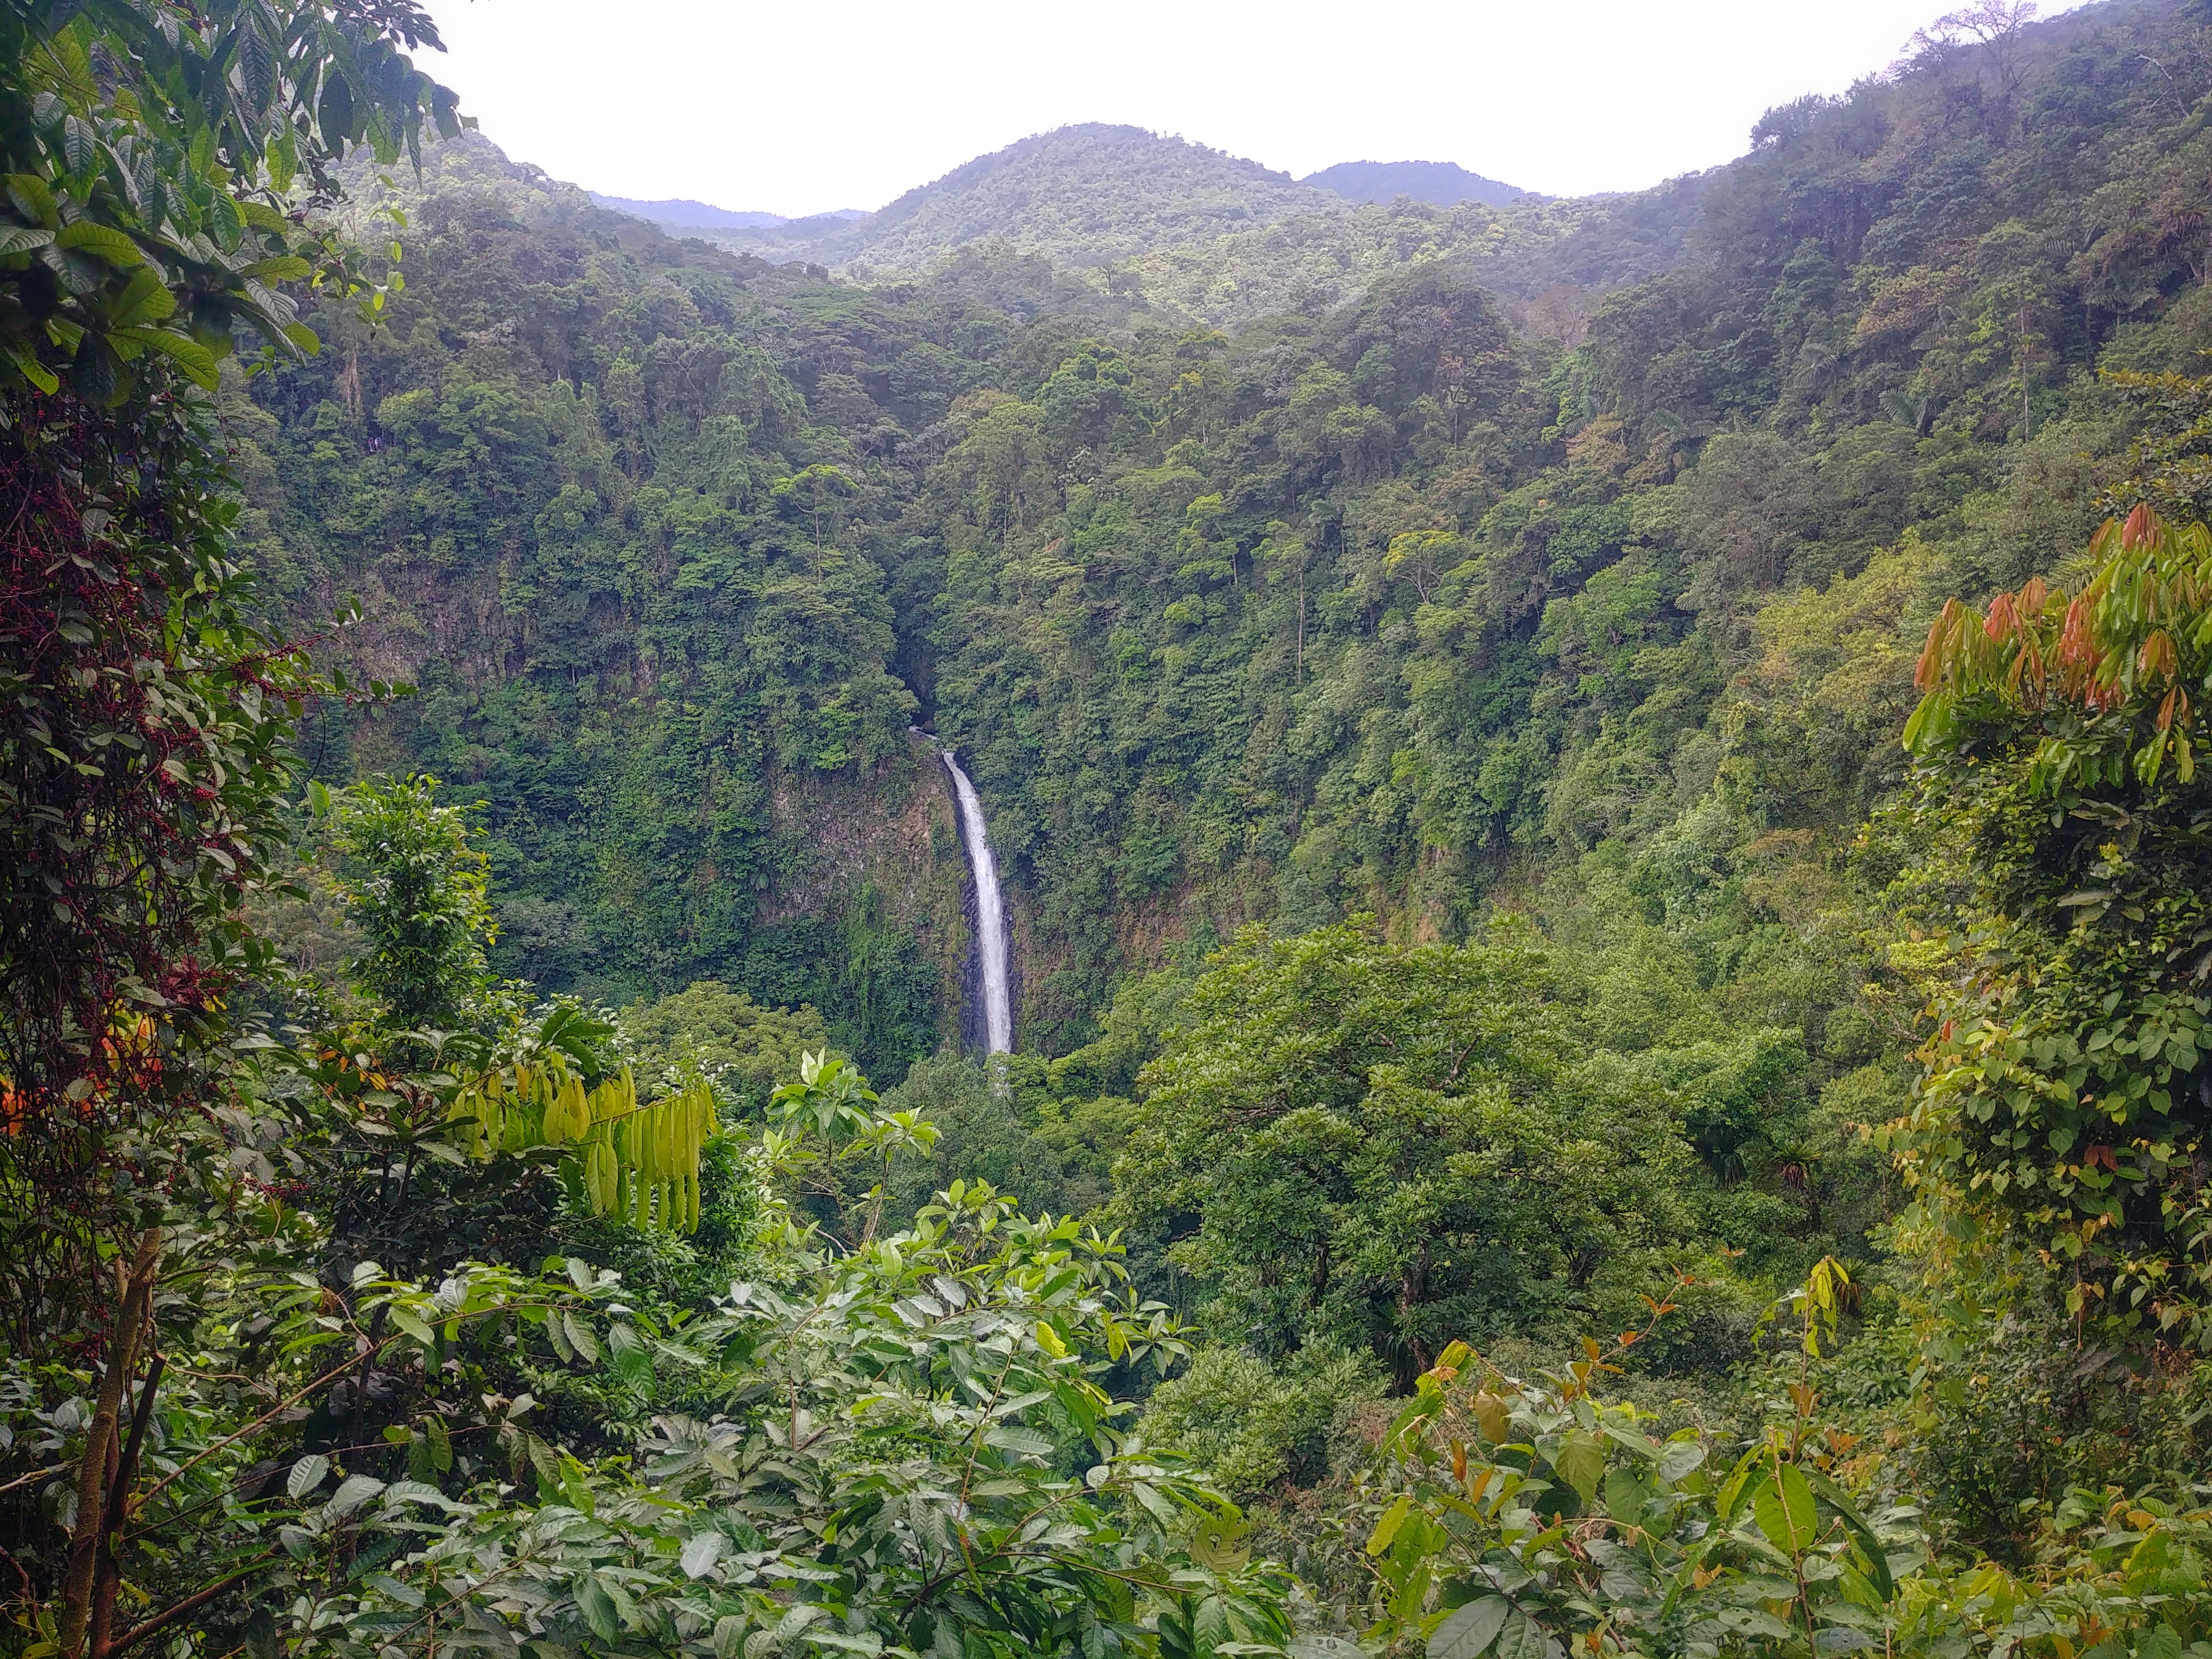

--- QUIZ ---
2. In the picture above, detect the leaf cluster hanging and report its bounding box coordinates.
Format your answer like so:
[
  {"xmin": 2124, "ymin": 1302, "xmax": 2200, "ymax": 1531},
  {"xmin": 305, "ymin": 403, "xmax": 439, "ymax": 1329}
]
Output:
[
  {"xmin": 446, "ymin": 1063, "xmax": 718, "ymax": 1233},
  {"xmin": 582, "ymin": 1074, "xmax": 717, "ymax": 1234}
]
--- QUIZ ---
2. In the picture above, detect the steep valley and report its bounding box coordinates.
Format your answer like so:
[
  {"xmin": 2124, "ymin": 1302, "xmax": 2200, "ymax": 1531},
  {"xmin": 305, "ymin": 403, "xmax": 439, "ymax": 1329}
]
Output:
[
  {"xmin": 239, "ymin": 0, "xmax": 2212, "ymax": 1077},
  {"xmin": 19, "ymin": 0, "xmax": 2212, "ymax": 1641}
]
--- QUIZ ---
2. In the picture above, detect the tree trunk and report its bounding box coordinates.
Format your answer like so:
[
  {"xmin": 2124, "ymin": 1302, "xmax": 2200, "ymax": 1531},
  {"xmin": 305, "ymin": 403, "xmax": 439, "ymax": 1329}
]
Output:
[
  {"xmin": 87, "ymin": 1352, "xmax": 165, "ymax": 1658},
  {"xmin": 59, "ymin": 1228, "xmax": 161, "ymax": 1659}
]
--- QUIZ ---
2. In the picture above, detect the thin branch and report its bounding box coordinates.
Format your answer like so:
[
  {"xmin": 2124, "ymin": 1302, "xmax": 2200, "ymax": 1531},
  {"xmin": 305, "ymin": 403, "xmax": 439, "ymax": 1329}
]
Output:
[
  {"xmin": 98, "ymin": 1555, "xmax": 275, "ymax": 1659},
  {"xmin": 129, "ymin": 1346, "xmax": 368, "ymax": 1514},
  {"xmin": 0, "ymin": 1462, "xmax": 69, "ymax": 1497},
  {"xmin": 132, "ymin": 1296, "xmax": 574, "ymax": 1514},
  {"xmin": 100, "ymin": 1354, "xmax": 165, "ymax": 1541}
]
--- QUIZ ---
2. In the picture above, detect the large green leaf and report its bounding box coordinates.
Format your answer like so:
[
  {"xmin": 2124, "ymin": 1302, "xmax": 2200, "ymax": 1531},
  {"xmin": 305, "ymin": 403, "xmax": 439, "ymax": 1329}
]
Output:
[
  {"xmin": 106, "ymin": 265, "xmax": 174, "ymax": 325},
  {"xmin": 1552, "ymin": 1429, "xmax": 1605, "ymax": 1506},
  {"xmin": 1752, "ymin": 1462, "xmax": 1818, "ymax": 1554},
  {"xmin": 575, "ymin": 1575, "xmax": 620, "ymax": 1641},
  {"xmin": 1603, "ymin": 1465, "xmax": 1648, "ymax": 1529},
  {"xmin": 70, "ymin": 330, "xmax": 118, "ymax": 404},
  {"xmin": 325, "ymin": 1473, "xmax": 386, "ymax": 1519},
  {"xmin": 2, "ymin": 336, "xmax": 59, "ymax": 393},
  {"xmin": 1804, "ymin": 1468, "xmax": 1895, "ymax": 1598},
  {"xmin": 562, "ymin": 1309, "xmax": 599, "ymax": 1362},
  {"xmin": 1428, "ymin": 1596, "xmax": 1510, "ymax": 1659},
  {"xmin": 680, "ymin": 1531, "xmax": 724, "ymax": 1578},
  {"xmin": 4, "ymin": 172, "xmax": 56, "ymax": 227},
  {"xmin": 608, "ymin": 1320, "xmax": 652, "ymax": 1387},
  {"xmin": 1493, "ymin": 1611, "xmax": 1561, "ymax": 1659},
  {"xmin": 61, "ymin": 113, "xmax": 99, "ymax": 177},
  {"xmin": 1367, "ymin": 1493, "xmax": 1412, "ymax": 1556},
  {"xmin": 1656, "ymin": 1438, "xmax": 1706, "ymax": 1485},
  {"xmin": 983, "ymin": 1424, "xmax": 1058, "ymax": 1459},
  {"xmin": 286, "ymin": 1453, "xmax": 330, "ymax": 1500},
  {"xmin": 54, "ymin": 219, "xmax": 141, "ymax": 265},
  {"xmin": 238, "ymin": 253, "xmax": 312, "ymax": 282}
]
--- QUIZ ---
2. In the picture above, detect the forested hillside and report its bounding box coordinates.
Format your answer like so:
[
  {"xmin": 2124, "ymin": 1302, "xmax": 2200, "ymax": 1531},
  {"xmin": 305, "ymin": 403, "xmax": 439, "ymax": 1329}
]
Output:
[
  {"xmin": 614, "ymin": 123, "xmax": 1693, "ymax": 316},
  {"xmin": 656, "ymin": 125, "xmax": 1342, "ymax": 275},
  {"xmin": 253, "ymin": 0, "xmax": 2212, "ymax": 1060},
  {"xmin": 218, "ymin": 0, "xmax": 2212, "ymax": 1410},
  {"xmin": 16, "ymin": 0, "xmax": 2212, "ymax": 1651}
]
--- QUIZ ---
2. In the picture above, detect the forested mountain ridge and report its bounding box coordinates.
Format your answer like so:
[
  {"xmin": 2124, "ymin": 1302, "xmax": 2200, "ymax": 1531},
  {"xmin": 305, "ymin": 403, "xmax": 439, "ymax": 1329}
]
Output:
[
  {"xmin": 594, "ymin": 152, "xmax": 1548, "ymax": 264},
  {"xmin": 1117, "ymin": 175, "xmax": 1710, "ymax": 323},
  {"xmin": 245, "ymin": 0, "xmax": 2212, "ymax": 1074},
  {"xmin": 675, "ymin": 125, "xmax": 1343, "ymax": 274},
  {"xmin": 617, "ymin": 122, "xmax": 1694, "ymax": 317}
]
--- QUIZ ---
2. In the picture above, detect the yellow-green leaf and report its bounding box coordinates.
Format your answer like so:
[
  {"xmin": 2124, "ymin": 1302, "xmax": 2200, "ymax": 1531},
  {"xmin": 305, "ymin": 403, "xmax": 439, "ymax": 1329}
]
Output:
[
  {"xmin": 112, "ymin": 327, "xmax": 217, "ymax": 390},
  {"xmin": 108, "ymin": 266, "xmax": 174, "ymax": 326},
  {"xmin": 388, "ymin": 1308, "xmax": 435, "ymax": 1347},
  {"xmin": 1753, "ymin": 1462, "xmax": 1819, "ymax": 1554},
  {"xmin": 1367, "ymin": 1493, "xmax": 1411, "ymax": 1556},
  {"xmin": 1553, "ymin": 1429, "xmax": 1605, "ymax": 1506},
  {"xmin": 239, "ymin": 254, "xmax": 312, "ymax": 282},
  {"xmin": 54, "ymin": 221, "xmax": 142, "ymax": 266}
]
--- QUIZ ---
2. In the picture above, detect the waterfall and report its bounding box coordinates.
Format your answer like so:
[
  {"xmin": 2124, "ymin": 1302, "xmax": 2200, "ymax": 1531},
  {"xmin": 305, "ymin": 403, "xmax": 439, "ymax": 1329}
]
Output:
[{"xmin": 939, "ymin": 750, "xmax": 1014, "ymax": 1055}]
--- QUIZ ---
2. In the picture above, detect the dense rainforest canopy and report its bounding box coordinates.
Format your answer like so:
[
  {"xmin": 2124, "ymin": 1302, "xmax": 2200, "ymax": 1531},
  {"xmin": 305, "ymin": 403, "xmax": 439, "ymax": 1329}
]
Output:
[{"xmin": 13, "ymin": 0, "xmax": 2212, "ymax": 1656}]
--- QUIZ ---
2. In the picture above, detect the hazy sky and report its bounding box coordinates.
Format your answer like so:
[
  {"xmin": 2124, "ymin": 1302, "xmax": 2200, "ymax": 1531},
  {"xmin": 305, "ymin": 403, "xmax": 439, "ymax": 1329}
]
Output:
[{"xmin": 422, "ymin": 0, "xmax": 2088, "ymax": 217}]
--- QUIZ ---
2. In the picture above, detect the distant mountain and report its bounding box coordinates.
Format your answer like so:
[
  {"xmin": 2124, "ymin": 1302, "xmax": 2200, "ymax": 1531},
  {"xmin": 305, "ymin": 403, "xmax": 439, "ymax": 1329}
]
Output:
[
  {"xmin": 1302, "ymin": 160, "xmax": 1539, "ymax": 208},
  {"xmin": 590, "ymin": 195, "xmax": 787, "ymax": 229},
  {"xmin": 576, "ymin": 129, "xmax": 1665, "ymax": 324},
  {"xmin": 682, "ymin": 125, "xmax": 1345, "ymax": 274},
  {"xmin": 588, "ymin": 194, "xmax": 867, "ymax": 233}
]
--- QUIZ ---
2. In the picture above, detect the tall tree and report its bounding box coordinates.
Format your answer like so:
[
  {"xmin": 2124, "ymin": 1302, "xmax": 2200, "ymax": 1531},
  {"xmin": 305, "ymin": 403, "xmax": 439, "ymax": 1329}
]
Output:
[
  {"xmin": 1897, "ymin": 503, "xmax": 2212, "ymax": 1352},
  {"xmin": 0, "ymin": 4, "xmax": 457, "ymax": 1647}
]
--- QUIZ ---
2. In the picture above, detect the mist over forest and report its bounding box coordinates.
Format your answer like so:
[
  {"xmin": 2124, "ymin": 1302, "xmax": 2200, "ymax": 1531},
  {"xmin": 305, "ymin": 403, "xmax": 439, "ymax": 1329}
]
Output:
[{"xmin": 10, "ymin": 2, "xmax": 2212, "ymax": 1656}]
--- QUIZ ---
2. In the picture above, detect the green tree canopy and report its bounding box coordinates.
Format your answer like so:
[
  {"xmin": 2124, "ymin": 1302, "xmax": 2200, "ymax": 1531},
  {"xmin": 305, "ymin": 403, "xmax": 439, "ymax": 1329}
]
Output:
[
  {"xmin": 621, "ymin": 978, "xmax": 831, "ymax": 1104},
  {"xmin": 1114, "ymin": 921, "xmax": 1713, "ymax": 1381},
  {"xmin": 322, "ymin": 774, "xmax": 499, "ymax": 1035}
]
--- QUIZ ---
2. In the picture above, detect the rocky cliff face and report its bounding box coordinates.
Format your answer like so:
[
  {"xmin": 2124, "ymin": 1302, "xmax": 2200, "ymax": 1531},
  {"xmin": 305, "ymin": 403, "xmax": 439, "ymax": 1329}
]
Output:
[{"xmin": 758, "ymin": 736, "xmax": 1041, "ymax": 1076}]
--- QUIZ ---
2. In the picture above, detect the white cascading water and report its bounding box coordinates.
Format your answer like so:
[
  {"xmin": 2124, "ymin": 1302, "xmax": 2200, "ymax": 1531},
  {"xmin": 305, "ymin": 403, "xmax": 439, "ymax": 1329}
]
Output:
[{"xmin": 940, "ymin": 751, "xmax": 1013, "ymax": 1054}]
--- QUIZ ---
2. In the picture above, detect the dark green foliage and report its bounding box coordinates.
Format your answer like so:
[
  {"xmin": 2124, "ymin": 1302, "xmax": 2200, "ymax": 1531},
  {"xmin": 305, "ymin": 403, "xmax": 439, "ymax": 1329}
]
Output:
[
  {"xmin": 238, "ymin": 139, "xmax": 938, "ymax": 1037},
  {"xmin": 322, "ymin": 775, "xmax": 500, "ymax": 1033},
  {"xmin": 0, "ymin": 0, "xmax": 454, "ymax": 1457},
  {"xmin": 881, "ymin": 1053, "xmax": 1074, "ymax": 1224},
  {"xmin": 28, "ymin": 4, "xmax": 2212, "ymax": 1649},
  {"xmin": 736, "ymin": 884, "xmax": 941, "ymax": 1086},
  {"xmin": 0, "ymin": 0, "xmax": 457, "ymax": 405},
  {"xmin": 1113, "ymin": 921, "xmax": 1726, "ymax": 1382},
  {"xmin": 237, "ymin": 2, "xmax": 2212, "ymax": 1079},
  {"xmin": 1141, "ymin": 1340, "xmax": 1385, "ymax": 1501}
]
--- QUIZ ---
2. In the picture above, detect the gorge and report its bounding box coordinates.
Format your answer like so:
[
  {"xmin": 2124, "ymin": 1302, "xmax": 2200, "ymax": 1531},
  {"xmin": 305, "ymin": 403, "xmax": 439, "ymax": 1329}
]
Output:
[{"xmin": 13, "ymin": 1, "xmax": 2212, "ymax": 1648}]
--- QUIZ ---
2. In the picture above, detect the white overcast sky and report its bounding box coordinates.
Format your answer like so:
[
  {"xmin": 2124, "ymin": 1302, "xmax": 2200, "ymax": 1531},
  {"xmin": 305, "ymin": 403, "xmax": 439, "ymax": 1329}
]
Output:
[{"xmin": 419, "ymin": 0, "xmax": 2090, "ymax": 217}]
